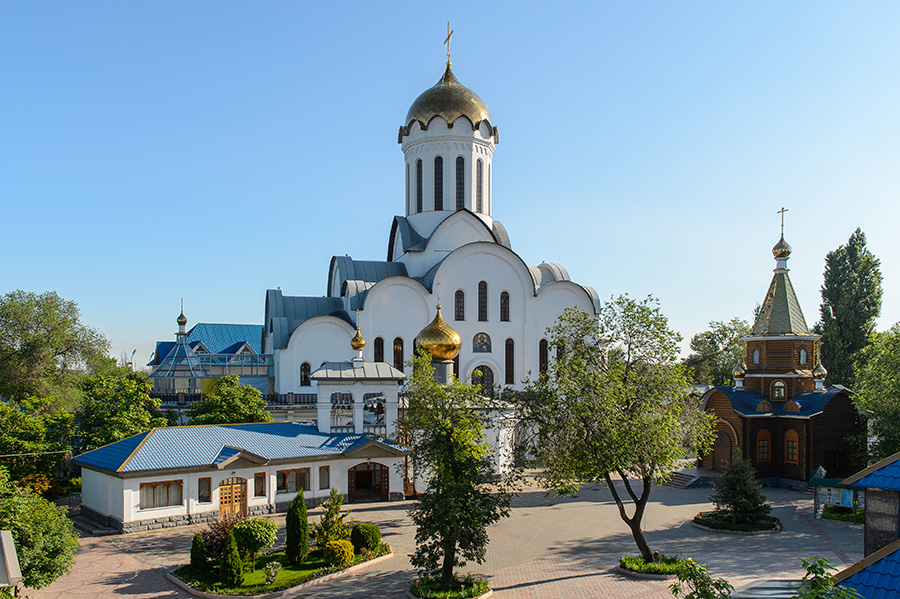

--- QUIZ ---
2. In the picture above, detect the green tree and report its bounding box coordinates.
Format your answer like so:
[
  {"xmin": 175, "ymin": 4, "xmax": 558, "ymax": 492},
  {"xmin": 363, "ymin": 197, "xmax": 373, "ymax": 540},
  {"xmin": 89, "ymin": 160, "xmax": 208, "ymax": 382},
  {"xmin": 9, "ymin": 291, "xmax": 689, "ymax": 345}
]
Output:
[
  {"xmin": 312, "ymin": 487, "xmax": 353, "ymax": 547},
  {"xmin": 816, "ymin": 229, "xmax": 883, "ymax": 387},
  {"xmin": 0, "ymin": 467, "xmax": 80, "ymax": 588},
  {"xmin": 232, "ymin": 518, "xmax": 278, "ymax": 571},
  {"xmin": 683, "ymin": 318, "xmax": 751, "ymax": 386},
  {"xmin": 853, "ymin": 324, "xmax": 900, "ymax": 461},
  {"xmin": 219, "ymin": 529, "xmax": 244, "ymax": 587},
  {"xmin": 0, "ymin": 290, "xmax": 109, "ymax": 409},
  {"xmin": 520, "ymin": 299, "xmax": 716, "ymax": 563},
  {"xmin": 187, "ymin": 375, "xmax": 272, "ymax": 425},
  {"xmin": 402, "ymin": 353, "xmax": 515, "ymax": 591},
  {"xmin": 709, "ymin": 457, "xmax": 771, "ymax": 524},
  {"xmin": 0, "ymin": 396, "xmax": 74, "ymax": 494},
  {"xmin": 796, "ymin": 557, "xmax": 863, "ymax": 599},
  {"xmin": 285, "ymin": 491, "xmax": 309, "ymax": 565},
  {"xmin": 79, "ymin": 373, "xmax": 167, "ymax": 449},
  {"xmin": 190, "ymin": 532, "xmax": 206, "ymax": 571},
  {"xmin": 670, "ymin": 559, "xmax": 733, "ymax": 599}
]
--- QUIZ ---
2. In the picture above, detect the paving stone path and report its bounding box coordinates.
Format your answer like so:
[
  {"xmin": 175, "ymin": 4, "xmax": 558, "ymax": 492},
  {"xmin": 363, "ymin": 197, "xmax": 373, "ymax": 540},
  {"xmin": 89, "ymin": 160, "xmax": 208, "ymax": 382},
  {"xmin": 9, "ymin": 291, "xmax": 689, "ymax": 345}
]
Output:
[{"xmin": 29, "ymin": 475, "xmax": 863, "ymax": 599}]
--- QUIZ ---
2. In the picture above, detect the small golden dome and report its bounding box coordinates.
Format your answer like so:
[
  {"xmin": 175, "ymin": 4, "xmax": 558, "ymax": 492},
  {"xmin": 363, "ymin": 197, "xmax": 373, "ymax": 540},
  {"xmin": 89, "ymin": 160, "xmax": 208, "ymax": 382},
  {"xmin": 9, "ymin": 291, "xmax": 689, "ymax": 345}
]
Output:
[
  {"xmin": 732, "ymin": 361, "xmax": 746, "ymax": 378},
  {"xmin": 813, "ymin": 362, "xmax": 827, "ymax": 379},
  {"xmin": 350, "ymin": 327, "xmax": 366, "ymax": 351},
  {"xmin": 415, "ymin": 305, "xmax": 461, "ymax": 361},
  {"xmin": 177, "ymin": 311, "xmax": 187, "ymax": 326},
  {"xmin": 772, "ymin": 235, "xmax": 792, "ymax": 259}
]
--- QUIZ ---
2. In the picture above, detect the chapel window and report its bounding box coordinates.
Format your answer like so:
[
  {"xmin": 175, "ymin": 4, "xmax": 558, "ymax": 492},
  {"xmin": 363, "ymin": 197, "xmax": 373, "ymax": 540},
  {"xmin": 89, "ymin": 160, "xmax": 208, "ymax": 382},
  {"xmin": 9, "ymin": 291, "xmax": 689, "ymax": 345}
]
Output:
[
  {"xmin": 476, "ymin": 159, "xmax": 483, "ymax": 212},
  {"xmin": 785, "ymin": 429, "xmax": 799, "ymax": 465},
  {"xmin": 472, "ymin": 366, "xmax": 495, "ymax": 398},
  {"xmin": 539, "ymin": 339, "xmax": 549, "ymax": 374},
  {"xmin": 772, "ymin": 380, "xmax": 786, "ymax": 400},
  {"xmin": 478, "ymin": 281, "xmax": 488, "ymax": 321},
  {"xmin": 374, "ymin": 337, "xmax": 384, "ymax": 363},
  {"xmin": 456, "ymin": 156, "xmax": 465, "ymax": 210},
  {"xmin": 505, "ymin": 338, "xmax": 515, "ymax": 384},
  {"xmin": 416, "ymin": 159, "xmax": 423, "ymax": 213},
  {"xmin": 254, "ymin": 473, "xmax": 266, "ymax": 497},
  {"xmin": 756, "ymin": 430, "xmax": 771, "ymax": 464},
  {"xmin": 198, "ymin": 477, "xmax": 211, "ymax": 503},
  {"xmin": 300, "ymin": 362, "xmax": 311, "ymax": 387},
  {"xmin": 455, "ymin": 290, "xmax": 465, "ymax": 321},
  {"xmin": 752, "ymin": 348, "xmax": 760, "ymax": 364},
  {"xmin": 799, "ymin": 348, "xmax": 808, "ymax": 365},
  {"xmin": 473, "ymin": 333, "xmax": 491, "ymax": 353},
  {"xmin": 500, "ymin": 292, "xmax": 510, "ymax": 322},
  {"xmin": 394, "ymin": 337, "xmax": 404, "ymax": 372},
  {"xmin": 434, "ymin": 156, "xmax": 443, "ymax": 211}
]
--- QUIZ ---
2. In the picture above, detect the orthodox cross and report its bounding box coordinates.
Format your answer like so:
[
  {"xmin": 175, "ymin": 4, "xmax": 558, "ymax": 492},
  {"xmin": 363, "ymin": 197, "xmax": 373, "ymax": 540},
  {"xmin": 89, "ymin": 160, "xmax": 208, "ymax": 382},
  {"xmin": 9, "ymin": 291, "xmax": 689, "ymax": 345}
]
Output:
[
  {"xmin": 777, "ymin": 207, "xmax": 788, "ymax": 236},
  {"xmin": 444, "ymin": 22, "xmax": 454, "ymax": 65}
]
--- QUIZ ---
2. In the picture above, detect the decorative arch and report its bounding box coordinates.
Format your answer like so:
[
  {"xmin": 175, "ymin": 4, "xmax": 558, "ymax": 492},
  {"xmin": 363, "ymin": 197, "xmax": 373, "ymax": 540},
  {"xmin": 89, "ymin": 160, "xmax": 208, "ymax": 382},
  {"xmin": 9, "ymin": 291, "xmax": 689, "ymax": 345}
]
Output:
[
  {"xmin": 473, "ymin": 333, "xmax": 491, "ymax": 353},
  {"xmin": 756, "ymin": 429, "xmax": 772, "ymax": 464},
  {"xmin": 771, "ymin": 380, "xmax": 786, "ymax": 400},
  {"xmin": 755, "ymin": 399, "xmax": 773, "ymax": 413},
  {"xmin": 784, "ymin": 400, "xmax": 800, "ymax": 414},
  {"xmin": 348, "ymin": 462, "xmax": 389, "ymax": 503}
]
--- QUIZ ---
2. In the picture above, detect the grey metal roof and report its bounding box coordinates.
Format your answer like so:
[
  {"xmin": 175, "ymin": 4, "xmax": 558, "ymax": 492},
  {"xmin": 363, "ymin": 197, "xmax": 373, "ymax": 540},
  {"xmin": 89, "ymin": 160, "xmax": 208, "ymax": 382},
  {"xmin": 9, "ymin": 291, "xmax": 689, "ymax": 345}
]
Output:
[
  {"xmin": 311, "ymin": 360, "xmax": 406, "ymax": 381},
  {"xmin": 74, "ymin": 422, "xmax": 409, "ymax": 474},
  {"xmin": 751, "ymin": 271, "xmax": 810, "ymax": 336},
  {"xmin": 492, "ymin": 221, "xmax": 512, "ymax": 249}
]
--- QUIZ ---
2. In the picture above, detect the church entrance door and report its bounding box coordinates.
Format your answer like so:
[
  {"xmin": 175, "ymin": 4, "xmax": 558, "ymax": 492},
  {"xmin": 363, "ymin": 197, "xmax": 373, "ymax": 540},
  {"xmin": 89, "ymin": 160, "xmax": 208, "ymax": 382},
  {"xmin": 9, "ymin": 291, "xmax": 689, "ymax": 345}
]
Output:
[
  {"xmin": 713, "ymin": 432, "xmax": 732, "ymax": 472},
  {"xmin": 219, "ymin": 477, "xmax": 247, "ymax": 518},
  {"xmin": 347, "ymin": 462, "xmax": 389, "ymax": 503}
]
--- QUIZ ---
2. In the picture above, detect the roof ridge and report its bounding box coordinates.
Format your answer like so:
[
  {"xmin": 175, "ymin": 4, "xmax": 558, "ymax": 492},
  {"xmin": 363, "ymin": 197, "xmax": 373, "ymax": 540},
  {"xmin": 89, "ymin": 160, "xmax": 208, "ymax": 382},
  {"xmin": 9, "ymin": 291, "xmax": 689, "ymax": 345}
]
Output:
[{"xmin": 117, "ymin": 429, "xmax": 155, "ymax": 472}]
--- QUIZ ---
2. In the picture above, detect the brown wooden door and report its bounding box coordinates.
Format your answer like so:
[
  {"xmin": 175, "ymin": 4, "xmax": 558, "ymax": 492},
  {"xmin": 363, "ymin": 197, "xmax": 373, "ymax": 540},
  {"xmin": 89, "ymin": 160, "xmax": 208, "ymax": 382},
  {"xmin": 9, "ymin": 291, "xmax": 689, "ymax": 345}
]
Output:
[
  {"xmin": 714, "ymin": 433, "xmax": 732, "ymax": 472},
  {"xmin": 380, "ymin": 466, "xmax": 389, "ymax": 501},
  {"xmin": 219, "ymin": 478, "xmax": 247, "ymax": 518},
  {"xmin": 347, "ymin": 470, "xmax": 356, "ymax": 503}
]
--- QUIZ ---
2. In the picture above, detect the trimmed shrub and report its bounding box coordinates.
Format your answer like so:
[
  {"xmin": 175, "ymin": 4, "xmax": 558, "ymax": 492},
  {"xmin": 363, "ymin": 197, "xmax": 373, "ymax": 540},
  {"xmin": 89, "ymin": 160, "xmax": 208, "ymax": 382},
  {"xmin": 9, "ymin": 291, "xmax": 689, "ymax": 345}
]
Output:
[
  {"xmin": 350, "ymin": 522, "xmax": 381, "ymax": 553},
  {"xmin": 190, "ymin": 532, "xmax": 206, "ymax": 571},
  {"xmin": 202, "ymin": 512, "xmax": 246, "ymax": 564},
  {"xmin": 323, "ymin": 540, "xmax": 354, "ymax": 567},
  {"xmin": 286, "ymin": 491, "xmax": 309, "ymax": 565},
  {"xmin": 232, "ymin": 518, "xmax": 278, "ymax": 571},
  {"xmin": 218, "ymin": 530, "xmax": 244, "ymax": 587},
  {"xmin": 263, "ymin": 561, "xmax": 281, "ymax": 585}
]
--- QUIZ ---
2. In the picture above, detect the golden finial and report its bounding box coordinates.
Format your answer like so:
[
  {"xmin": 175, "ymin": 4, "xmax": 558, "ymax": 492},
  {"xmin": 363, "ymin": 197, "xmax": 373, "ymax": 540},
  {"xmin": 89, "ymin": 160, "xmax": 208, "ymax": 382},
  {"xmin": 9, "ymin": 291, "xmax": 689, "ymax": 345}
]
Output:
[
  {"xmin": 351, "ymin": 327, "xmax": 366, "ymax": 351},
  {"xmin": 732, "ymin": 361, "xmax": 746, "ymax": 378},
  {"xmin": 444, "ymin": 22, "xmax": 454, "ymax": 66},
  {"xmin": 416, "ymin": 305, "xmax": 461, "ymax": 360},
  {"xmin": 177, "ymin": 299, "xmax": 187, "ymax": 326}
]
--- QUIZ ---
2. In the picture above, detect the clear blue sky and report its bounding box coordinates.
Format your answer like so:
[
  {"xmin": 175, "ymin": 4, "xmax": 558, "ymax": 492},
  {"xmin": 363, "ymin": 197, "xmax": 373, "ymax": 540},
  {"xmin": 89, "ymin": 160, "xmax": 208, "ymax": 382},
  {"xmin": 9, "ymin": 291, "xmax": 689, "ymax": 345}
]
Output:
[{"xmin": 3, "ymin": 2, "xmax": 899, "ymax": 367}]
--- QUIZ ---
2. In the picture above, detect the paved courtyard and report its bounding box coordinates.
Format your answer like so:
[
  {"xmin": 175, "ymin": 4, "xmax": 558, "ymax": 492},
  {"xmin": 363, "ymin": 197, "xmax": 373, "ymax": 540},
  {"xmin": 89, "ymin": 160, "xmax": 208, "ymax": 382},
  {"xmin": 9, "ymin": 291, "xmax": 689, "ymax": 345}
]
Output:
[{"xmin": 30, "ymin": 475, "xmax": 863, "ymax": 599}]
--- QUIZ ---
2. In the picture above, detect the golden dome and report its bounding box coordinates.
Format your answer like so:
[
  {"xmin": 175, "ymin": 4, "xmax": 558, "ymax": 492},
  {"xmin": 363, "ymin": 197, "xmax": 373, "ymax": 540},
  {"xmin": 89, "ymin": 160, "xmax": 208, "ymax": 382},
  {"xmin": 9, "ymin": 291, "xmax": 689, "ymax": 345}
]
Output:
[
  {"xmin": 732, "ymin": 361, "xmax": 746, "ymax": 378},
  {"xmin": 415, "ymin": 305, "xmax": 461, "ymax": 361},
  {"xmin": 350, "ymin": 327, "xmax": 366, "ymax": 351},
  {"xmin": 177, "ymin": 311, "xmax": 187, "ymax": 326},
  {"xmin": 772, "ymin": 235, "xmax": 792, "ymax": 259},
  {"xmin": 405, "ymin": 65, "xmax": 492, "ymax": 129},
  {"xmin": 813, "ymin": 362, "xmax": 828, "ymax": 379}
]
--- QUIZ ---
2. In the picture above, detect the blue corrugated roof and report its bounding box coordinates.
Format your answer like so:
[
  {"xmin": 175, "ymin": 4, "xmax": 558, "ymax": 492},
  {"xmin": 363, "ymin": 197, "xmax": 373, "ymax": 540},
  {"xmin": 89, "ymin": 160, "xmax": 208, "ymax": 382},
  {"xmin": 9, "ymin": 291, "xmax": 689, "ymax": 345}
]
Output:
[
  {"xmin": 838, "ymin": 541, "xmax": 900, "ymax": 598},
  {"xmin": 151, "ymin": 324, "xmax": 262, "ymax": 365},
  {"xmin": 848, "ymin": 459, "xmax": 900, "ymax": 491},
  {"xmin": 714, "ymin": 385, "xmax": 847, "ymax": 417},
  {"xmin": 74, "ymin": 422, "xmax": 408, "ymax": 474}
]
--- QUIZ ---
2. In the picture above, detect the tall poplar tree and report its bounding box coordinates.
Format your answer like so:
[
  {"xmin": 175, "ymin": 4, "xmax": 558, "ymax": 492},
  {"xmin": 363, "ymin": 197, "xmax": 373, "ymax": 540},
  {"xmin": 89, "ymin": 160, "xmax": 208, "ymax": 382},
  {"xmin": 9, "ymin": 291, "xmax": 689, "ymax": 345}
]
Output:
[{"xmin": 817, "ymin": 229, "xmax": 883, "ymax": 387}]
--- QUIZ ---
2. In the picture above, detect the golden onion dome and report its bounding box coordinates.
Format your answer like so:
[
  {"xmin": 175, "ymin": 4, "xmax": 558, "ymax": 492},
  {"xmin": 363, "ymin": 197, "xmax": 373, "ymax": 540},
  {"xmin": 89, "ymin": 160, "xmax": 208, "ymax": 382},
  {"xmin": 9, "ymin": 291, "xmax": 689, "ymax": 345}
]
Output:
[
  {"xmin": 813, "ymin": 362, "xmax": 828, "ymax": 379},
  {"xmin": 350, "ymin": 327, "xmax": 366, "ymax": 351},
  {"xmin": 772, "ymin": 235, "xmax": 792, "ymax": 259},
  {"xmin": 732, "ymin": 361, "xmax": 746, "ymax": 378},
  {"xmin": 177, "ymin": 311, "xmax": 187, "ymax": 326},
  {"xmin": 415, "ymin": 305, "xmax": 462, "ymax": 361},
  {"xmin": 405, "ymin": 65, "xmax": 492, "ymax": 129}
]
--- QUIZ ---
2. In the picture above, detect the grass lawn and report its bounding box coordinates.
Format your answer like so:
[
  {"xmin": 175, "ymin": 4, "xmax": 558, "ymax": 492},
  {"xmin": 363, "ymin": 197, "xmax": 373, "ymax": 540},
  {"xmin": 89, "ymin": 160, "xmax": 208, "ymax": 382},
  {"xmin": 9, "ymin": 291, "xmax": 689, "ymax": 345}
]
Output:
[
  {"xmin": 173, "ymin": 545, "xmax": 389, "ymax": 595},
  {"xmin": 822, "ymin": 505, "xmax": 864, "ymax": 523},
  {"xmin": 409, "ymin": 575, "xmax": 490, "ymax": 599}
]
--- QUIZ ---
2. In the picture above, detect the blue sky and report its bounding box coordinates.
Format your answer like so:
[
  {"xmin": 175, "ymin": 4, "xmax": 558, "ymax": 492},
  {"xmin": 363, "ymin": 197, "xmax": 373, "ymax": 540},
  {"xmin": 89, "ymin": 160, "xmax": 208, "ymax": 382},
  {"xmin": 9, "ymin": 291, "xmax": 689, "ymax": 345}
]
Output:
[{"xmin": 2, "ymin": 2, "xmax": 898, "ymax": 367}]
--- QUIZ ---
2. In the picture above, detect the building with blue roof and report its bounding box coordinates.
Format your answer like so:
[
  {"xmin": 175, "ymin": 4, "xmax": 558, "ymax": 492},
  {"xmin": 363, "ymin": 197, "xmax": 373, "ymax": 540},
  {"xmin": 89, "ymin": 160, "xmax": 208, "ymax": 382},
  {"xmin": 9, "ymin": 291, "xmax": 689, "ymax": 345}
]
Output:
[
  {"xmin": 699, "ymin": 235, "xmax": 862, "ymax": 484},
  {"xmin": 74, "ymin": 420, "xmax": 409, "ymax": 533}
]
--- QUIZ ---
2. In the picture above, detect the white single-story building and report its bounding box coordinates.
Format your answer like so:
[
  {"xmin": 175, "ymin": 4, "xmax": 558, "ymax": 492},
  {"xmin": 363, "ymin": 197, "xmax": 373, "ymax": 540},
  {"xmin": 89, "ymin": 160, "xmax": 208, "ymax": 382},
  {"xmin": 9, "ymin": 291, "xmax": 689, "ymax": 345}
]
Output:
[{"xmin": 74, "ymin": 421, "xmax": 409, "ymax": 533}]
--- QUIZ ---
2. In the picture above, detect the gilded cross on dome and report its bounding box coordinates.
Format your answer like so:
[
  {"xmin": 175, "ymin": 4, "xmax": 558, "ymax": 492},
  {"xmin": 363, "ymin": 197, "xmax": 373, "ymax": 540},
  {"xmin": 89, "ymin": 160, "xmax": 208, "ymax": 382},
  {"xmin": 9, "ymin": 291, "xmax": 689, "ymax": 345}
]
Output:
[
  {"xmin": 444, "ymin": 22, "xmax": 454, "ymax": 66},
  {"xmin": 778, "ymin": 206, "xmax": 788, "ymax": 236}
]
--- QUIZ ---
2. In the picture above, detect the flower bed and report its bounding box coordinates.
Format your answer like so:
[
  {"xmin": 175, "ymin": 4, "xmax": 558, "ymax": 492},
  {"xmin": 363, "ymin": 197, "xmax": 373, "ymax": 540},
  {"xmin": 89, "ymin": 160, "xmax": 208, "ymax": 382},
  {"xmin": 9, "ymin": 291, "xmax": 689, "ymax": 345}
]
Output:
[
  {"xmin": 409, "ymin": 575, "xmax": 491, "ymax": 599},
  {"xmin": 693, "ymin": 511, "xmax": 782, "ymax": 532},
  {"xmin": 618, "ymin": 554, "xmax": 682, "ymax": 576}
]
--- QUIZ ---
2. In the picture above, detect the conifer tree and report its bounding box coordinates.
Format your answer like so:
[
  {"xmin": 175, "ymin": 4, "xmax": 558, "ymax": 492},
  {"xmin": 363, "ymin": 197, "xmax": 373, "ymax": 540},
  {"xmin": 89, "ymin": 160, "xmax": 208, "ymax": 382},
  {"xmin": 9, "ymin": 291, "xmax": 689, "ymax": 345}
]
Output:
[
  {"xmin": 285, "ymin": 490, "xmax": 309, "ymax": 564},
  {"xmin": 219, "ymin": 530, "xmax": 244, "ymax": 588},
  {"xmin": 710, "ymin": 457, "xmax": 771, "ymax": 524},
  {"xmin": 190, "ymin": 532, "xmax": 206, "ymax": 571},
  {"xmin": 312, "ymin": 487, "xmax": 353, "ymax": 546}
]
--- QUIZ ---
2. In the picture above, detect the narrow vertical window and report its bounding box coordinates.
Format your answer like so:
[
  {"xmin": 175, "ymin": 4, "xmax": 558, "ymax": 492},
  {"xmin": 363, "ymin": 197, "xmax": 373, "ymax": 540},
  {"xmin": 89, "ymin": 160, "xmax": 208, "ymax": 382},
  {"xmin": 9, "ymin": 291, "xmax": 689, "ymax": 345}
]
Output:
[
  {"xmin": 406, "ymin": 163, "xmax": 410, "ymax": 212},
  {"xmin": 799, "ymin": 348, "xmax": 808, "ymax": 365},
  {"xmin": 505, "ymin": 338, "xmax": 515, "ymax": 385},
  {"xmin": 300, "ymin": 362, "xmax": 311, "ymax": 386},
  {"xmin": 500, "ymin": 292, "xmax": 510, "ymax": 322},
  {"xmin": 752, "ymin": 348, "xmax": 760, "ymax": 364},
  {"xmin": 756, "ymin": 430, "xmax": 771, "ymax": 464},
  {"xmin": 785, "ymin": 429, "xmax": 799, "ymax": 465},
  {"xmin": 254, "ymin": 473, "xmax": 266, "ymax": 497},
  {"xmin": 487, "ymin": 164, "xmax": 491, "ymax": 213},
  {"xmin": 434, "ymin": 156, "xmax": 443, "ymax": 211},
  {"xmin": 416, "ymin": 159, "xmax": 423, "ymax": 213},
  {"xmin": 374, "ymin": 337, "xmax": 384, "ymax": 363},
  {"xmin": 319, "ymin": 466, "xmax": 330, "ymax": 489},
  {"xmin": 539, "ymin": 339, "xmax": 549, "ymax": 374},
  {"xmin": 456, "ymin": 156, "xmax": 465, "ymax": 210},
  {"xmin": 393, "ymin": 337, "xmax": 404, "ymax": 372},
  {"xmin": 478, "ymin": 281, "xmax": 488, "ymax": 321},
  {"xmin": 476, "ymin": 159, "xmax": 483, "ymax": 212},
  {"xmin": 772, "ymin": 380, "xmax": 786, "ymax": 399},
  {"xmin": 454, "ymin": 290, "xmax": 465, "ymax": 321}
]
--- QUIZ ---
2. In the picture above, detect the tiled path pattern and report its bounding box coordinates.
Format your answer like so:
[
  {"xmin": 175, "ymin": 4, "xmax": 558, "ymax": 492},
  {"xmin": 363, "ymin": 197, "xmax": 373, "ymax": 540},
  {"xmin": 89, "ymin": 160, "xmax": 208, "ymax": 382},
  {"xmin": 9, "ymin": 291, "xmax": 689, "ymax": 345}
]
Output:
[{"xmin": 30, "ymin": 476, "xmax": 863, "ymax": 599}]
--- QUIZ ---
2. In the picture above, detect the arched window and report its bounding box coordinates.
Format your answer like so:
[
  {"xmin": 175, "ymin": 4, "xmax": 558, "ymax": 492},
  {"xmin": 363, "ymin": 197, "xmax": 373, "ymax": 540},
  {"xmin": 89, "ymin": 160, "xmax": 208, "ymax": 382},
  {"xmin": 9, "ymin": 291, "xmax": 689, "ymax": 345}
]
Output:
[
  {"xmin": 393, "ymin": 337, "xmax": 404, "ymax": 372},
  {"xmin": 785, "ymin": 429, "xmax": 799, "ymax": 465},
  {"xmin": 406, "ymin": 162, "xmax": 410, "ymax": 212},
  {"xmin": 752, "ymin": 348, "xmax": 760, "ymax": 364},
  {"xmin": 473, "ymin": 333, "xmax": 491, "ymax": 353},
  {"xmin": 374, "ymin": 337, "xmax": 384, "ymax": 363},
  {"xmin": 539, "ymin": 339, "xmax": 549, "ymax": 373},
  {"xmin": 434, "ymin": 156, "xmax": 443, "ymax": 211},
  {"xmin": 500, "ymin": 291, "xmax": 510, "ymax": 322},
  {"xmin": 478, "ymin": 281, "xmax": 488, "ymax": 321},
  {"xmin": 476, "ymin": 159, "xmax": 483, "ymax": 212},
  {"xmin": 772, "ymin": 380, "xmax": 786, "ymax": 400},
  {"xmin": 416, "ymin": 159, "xmax": 423, "ymax": 213},
  {"xmin": 472, "ymin": 365, "xmax": 494, "ymax": 398},
  {"xmin": 454, "ymin": 290, "xmax": 465, "ymax": 321},
  {"xmin": 319, "ymin": 466, "xmax": 329, "ymax": 490},
  {"xmin": 756, "ymin": 429, "xmax": 771, "ymax": 464},
  {"xmin": 456, "ymin": 156, "xmax": 465, "ymax": 210},
  {"xmin": 505, "ymin": 338, "xmax": 515, "ymax": 384},
  {"xmin": 300, "ymin": 362, "xmax": 311, "ymax": 386},
  {"xmin": 799, "ymin": 348, "xmax": 808, "ymax": 365}
]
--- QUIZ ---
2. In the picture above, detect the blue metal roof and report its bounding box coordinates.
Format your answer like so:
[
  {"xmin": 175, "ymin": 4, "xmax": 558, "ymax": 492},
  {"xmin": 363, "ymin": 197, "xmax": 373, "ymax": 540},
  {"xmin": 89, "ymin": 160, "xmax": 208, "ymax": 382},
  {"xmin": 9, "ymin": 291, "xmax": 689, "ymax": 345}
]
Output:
[
  {"xmin": 74, "ymin": 422, "xmax": 408, "ymax": 474},
  {"xmin": 837, "ymin": 540, "xmax": 900, "ymax": 598},
  {"xmin": 843, "ymin": 451, "xmax": 900, "ymax": 491},
  {"xmin": 714, "ymin": 385, "xmax": 847, "ymax": 417},
  {"xmin": 151, "ymin": 324, "xmax": 263, "ymax": 365}
]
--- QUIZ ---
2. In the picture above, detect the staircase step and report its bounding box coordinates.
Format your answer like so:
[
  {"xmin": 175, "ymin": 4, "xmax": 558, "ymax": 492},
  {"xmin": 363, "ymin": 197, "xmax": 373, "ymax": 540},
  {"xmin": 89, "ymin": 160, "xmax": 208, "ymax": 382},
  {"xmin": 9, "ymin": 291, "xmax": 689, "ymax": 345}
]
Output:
[
  {"xmin": 70, "ymin": 515, "xmax": 117, "ymax": 536},
  {"xmin": 662, "ymin": 472, "xmax": 700, "ymax": 489}
]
